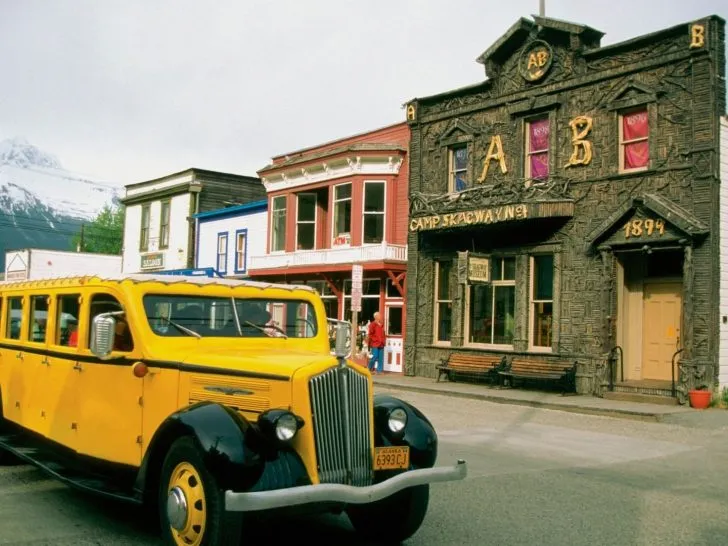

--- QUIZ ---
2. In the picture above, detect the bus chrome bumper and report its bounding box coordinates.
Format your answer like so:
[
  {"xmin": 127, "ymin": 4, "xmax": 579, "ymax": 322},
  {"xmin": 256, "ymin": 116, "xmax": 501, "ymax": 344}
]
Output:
[{"xmin": 224, "ymin": 459, "xmax": 467, "ymax": 512}]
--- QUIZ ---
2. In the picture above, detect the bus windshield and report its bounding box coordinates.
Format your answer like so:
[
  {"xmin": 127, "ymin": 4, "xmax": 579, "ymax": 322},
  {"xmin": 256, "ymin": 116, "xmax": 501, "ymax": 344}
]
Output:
[{"xmin": 142, "ymin": 295, "xmax": 318, "ymax": 339}]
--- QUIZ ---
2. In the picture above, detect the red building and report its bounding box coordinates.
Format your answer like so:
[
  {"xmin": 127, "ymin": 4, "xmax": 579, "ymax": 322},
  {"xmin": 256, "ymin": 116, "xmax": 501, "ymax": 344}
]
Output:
[{"xmin": 249, "ymin": 122, "xmax": 410, "ymax": 372}]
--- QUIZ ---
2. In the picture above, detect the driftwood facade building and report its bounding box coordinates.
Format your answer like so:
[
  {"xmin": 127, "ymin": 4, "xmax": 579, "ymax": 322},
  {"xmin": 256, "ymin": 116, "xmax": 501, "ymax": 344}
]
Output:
[{"xmin": 403, "ymin": 14, "xmax": 726, "ymax": 403}]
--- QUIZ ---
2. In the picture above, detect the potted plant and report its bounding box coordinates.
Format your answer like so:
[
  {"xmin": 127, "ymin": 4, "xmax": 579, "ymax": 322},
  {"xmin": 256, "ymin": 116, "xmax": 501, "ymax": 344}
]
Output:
[{"xmin": 688, "ymin": 384, "xmax": 712, "ymax": 409}]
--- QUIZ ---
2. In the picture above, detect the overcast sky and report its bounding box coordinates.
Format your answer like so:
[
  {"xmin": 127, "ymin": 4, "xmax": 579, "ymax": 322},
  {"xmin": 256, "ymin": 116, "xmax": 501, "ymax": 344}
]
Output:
[{"xmin": 1, "ymin": 0, "xmax": 725, "ymax": 187}]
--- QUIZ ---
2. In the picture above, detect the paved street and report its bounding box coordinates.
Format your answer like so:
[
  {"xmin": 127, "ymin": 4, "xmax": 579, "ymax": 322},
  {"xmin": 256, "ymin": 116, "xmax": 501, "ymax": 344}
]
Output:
[{"xmin": 2, "ymin": 387, "xmax": 728, "ymax": 545}]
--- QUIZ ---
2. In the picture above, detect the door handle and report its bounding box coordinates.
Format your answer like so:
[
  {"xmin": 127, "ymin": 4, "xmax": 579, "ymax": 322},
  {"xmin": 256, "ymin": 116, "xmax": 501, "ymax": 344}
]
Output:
[
  {"xmin": 41, "ymin": 356, "xmax": 50, "ymax": 366},
  {"xmin": 15, "ymin": 352, "xmax": 23, "ymax": 360},
  {"xmin": 73, "ymin": 362, "xmax": 83, "ymax": 372}
]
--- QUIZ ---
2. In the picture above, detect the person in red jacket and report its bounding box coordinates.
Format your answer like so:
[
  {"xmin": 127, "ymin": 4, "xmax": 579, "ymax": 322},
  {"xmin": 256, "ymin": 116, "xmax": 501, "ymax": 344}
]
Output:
[{"xmin": 366, "ymin": 311, "xmax": 386, "ymax": 374}]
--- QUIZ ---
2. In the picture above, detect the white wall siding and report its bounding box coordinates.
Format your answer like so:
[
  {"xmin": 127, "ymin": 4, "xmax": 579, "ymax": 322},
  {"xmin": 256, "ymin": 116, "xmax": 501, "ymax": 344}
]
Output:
[
  {"xmin": 719, "ymin": 116, "xmax": 728, "ymax": 388},
  {"xmin": 196, "ymin": 210, "xmax": 267, "ymax": 276},
  {"xmin": 122, "ymin": 193, "xmax": 194, "ymax": 273}
]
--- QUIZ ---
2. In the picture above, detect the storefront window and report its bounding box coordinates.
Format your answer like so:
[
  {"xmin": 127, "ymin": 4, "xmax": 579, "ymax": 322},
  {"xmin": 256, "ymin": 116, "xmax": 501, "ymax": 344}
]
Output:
[
  {"xmin": 434, "ymin": 261, "xmax": 452, "ymax": 343},
  {"xmin": 343, "ymin": 279, "xmax": 380, "ymax": 326},
  {"xmin": 468, "ymin": 257, "xmax": 515, "ymax": 346},
  {"xmin": 307, "ymin": 280, "xmax": 339, "ymax": 320},
  {"xmin": 363, "ymin": 182, "xmax": 385, "ymax": 244},
  {"xmin": 530, "ymin": 254, "xmax": 554, "ymax": 349}
]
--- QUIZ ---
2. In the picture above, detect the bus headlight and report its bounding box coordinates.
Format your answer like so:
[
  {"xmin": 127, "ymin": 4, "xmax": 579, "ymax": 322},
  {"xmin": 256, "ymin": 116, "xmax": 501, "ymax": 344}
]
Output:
[
  {"xmin": 258, "ymin": 409, "xmax": 304, "ymax": 444},
  {"xmin": 275, "ymin": 413, "xmax": 299, "ymax": 441}
]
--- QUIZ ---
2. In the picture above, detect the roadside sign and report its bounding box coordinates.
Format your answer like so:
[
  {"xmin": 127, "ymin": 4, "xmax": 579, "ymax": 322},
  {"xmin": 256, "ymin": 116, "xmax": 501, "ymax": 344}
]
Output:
[{"xmin": 351, "ymin": 264, "xmax": 363, "ymax": 312}]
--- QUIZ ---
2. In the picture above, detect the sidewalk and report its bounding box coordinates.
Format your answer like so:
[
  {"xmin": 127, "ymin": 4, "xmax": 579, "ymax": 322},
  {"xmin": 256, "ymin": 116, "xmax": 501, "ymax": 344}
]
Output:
[{"xmin": 371, "ymin": 372, "xmax": 728, "ymax": 427}]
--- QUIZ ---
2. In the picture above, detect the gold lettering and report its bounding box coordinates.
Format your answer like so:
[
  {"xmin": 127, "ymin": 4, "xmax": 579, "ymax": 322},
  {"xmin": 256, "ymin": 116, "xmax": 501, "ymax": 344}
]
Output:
[
  {"xmin": 527, "ymin": 53, "xmax": 539, "ymax": 69},
  {"xmin": 409, "ymin": 218, "xmax": 421, "ymax": 231},
  {"xmin": 474, "ymin": 210, "xmax": 485, "ymax": 222},
  {"xmin": 515, "ymin": 205, "xmax": 528, "ymax": 219},
  {"xmin": 485, "ymin": 210, "xmax": 494, "ymax": 223},
  {"xmin": 477, "ymin": 135, "xmax": 508, "ymax": 182},
  {"xmin": 565, "ymin": 115, "xmax": 593, "ymax": 167},
  {"xmin": 465, "ymin": 211, "xmax": 474, "ymax": 224},
  {"xmin": 536, "ymin": 51, "xmax": 548, "ymax": 67},
  {"xmin": 690, "ymin": 24, "xmax": 705, "ymax": 49},
  {"xmin": 505, "ymin": 205, "xmax": 515, "ymax": 220}
]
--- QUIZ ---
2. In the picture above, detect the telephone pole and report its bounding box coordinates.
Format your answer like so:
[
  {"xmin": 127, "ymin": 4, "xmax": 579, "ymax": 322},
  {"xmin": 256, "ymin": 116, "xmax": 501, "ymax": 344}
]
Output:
[
  {"xmin": 77, "ymin": 223, "xmax": 84, "ymax": 252},
  {"xmin": 539, "ymin": 0, "xmax": 545, "ymax": 16}
]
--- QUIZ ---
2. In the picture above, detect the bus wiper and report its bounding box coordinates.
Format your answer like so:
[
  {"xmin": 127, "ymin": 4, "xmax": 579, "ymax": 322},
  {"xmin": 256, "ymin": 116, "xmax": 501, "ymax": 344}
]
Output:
[
  {"xmin": 242, "ymin": 320, "xmax": 288, "ymax": 339},
  {"xmin": 162, "ymin": 316, "xmax": 202, "ymax": 339}
]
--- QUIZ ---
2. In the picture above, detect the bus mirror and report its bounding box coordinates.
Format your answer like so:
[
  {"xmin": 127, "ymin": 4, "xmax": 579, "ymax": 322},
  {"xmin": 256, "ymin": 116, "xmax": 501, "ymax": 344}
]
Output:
[
  {"xmin": 91, "ymin": 314, "xmax": 116, "ymax": 359},
  {"xmin": 334, "ymin": 322, "xmax": 351, "ymax": 359}
]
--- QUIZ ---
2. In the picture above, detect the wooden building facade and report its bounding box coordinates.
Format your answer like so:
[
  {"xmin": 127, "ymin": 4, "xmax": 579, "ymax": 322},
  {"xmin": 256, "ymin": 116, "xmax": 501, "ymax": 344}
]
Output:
[{"xmin": 403, "ymin": 15, "xmax": 726, "ymax": 402}]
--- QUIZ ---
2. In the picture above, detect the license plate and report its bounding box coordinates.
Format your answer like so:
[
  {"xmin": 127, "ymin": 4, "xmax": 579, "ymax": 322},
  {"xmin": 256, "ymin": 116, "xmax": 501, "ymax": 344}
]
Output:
[{"xmin": 374, "ymin": 446, "xmax": 410, "ymax": 470}]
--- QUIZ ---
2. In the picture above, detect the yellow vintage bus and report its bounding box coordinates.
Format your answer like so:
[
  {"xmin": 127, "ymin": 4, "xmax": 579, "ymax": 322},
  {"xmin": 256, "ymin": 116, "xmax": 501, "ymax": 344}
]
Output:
[{"xmin": 0, "ymin": 274, "xmax": 466, "ymax": 545}]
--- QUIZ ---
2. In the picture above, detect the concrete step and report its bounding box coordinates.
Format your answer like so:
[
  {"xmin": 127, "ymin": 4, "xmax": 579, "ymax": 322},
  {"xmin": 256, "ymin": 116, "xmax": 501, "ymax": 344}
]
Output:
[{"xmin": 603, "ymin": 391, "xmax": 679, "ymax": 406}]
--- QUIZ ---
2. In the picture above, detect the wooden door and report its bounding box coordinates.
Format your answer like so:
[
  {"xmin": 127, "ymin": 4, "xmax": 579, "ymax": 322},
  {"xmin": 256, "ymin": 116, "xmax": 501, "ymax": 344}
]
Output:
[{"xmin": 641, "ymin": 282, "xmax": 682, "ymax": 381}]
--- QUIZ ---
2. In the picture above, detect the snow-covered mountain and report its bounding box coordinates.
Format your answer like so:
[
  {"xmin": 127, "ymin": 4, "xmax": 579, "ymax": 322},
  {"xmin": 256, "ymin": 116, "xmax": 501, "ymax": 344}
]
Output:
[{"xmin": 0, "ymin": 137, "xmax": 123, "ymax": 271}]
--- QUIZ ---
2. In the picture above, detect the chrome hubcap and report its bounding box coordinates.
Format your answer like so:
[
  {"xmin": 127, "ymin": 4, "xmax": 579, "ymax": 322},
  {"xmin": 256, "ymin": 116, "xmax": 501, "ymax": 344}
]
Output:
[{"xmin": 167, "ymin": 486, "xmax": 188, "ymax": 531}]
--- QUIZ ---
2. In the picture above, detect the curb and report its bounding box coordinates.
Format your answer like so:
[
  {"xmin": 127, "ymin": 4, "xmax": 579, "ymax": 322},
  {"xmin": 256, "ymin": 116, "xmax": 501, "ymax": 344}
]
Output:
[{"xmin": 372, "ymin": 380, "xmax": 672, "ymax": 423}]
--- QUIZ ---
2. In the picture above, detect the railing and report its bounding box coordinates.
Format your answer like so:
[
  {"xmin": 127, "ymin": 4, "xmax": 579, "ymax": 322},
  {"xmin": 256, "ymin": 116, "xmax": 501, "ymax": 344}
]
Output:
[
  {"xmin": 249, "ymin": 242, "xmax": 407, "ymax": 270},
  {"xmin": 608, "ymin": 345, "xmax": 623, "ymax": 391},
  {"xmin": 671, "ymin": 348, "xmax": 684, "ymax": 398}
]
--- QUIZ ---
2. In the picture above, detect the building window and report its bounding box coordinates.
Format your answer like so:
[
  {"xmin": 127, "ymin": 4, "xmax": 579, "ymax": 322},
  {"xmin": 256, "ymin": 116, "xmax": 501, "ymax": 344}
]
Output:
[
  {"xmin": 307, "ymin": 280, "xmax": 339, "ymax": 320},
  {"xmin": 363, "ymin": 181, "xmax": 385, "ymax": 244},
  {"xmin": 140, "ymin": 204, "xmax": 150, "ymax": 251},
  {"xmin": 525, "ymin": 117, "xmax": 549, "ymax": 183},
  {"xmin": 387, "ymin": 306, "xmax": 403, "ymax": 337},
  {"xmin": 433, "ymin": 261, "xmax": 452, "ymax": 343},
  {"xmin": 448, "ymin": 146, "xmax": 468, "ymax": 193},
  {"xmin": 270, "ymin": 196, "xmax": 286, "ymax": 252},
  {"xmin": 216, "ymin": 233, "xmax": 228, "ymax": 274},
  {"xmin": 159, "ymin": 200, "xmax": 170, "ymax": 249},
  {"xmin": 619, "ymin": 108, "xmax": 649, "ymax": 171},
  {"xmin": 530, "ymin": 254, "xmax": 554, "ymax": 349},
  {"xmin": 467, "ymin": 257, "xmax": 515, "ymax": 347},
  {"xmin": 332, "ymin": 182, "xmax": 352, "ymax": 246},
  {"xmin": 235, "ymin": 229, "xmax": 247, "ymax": 273},
  {"xmin": 296, "ymin": 193, "xmax": 317, "ymax": 250}
]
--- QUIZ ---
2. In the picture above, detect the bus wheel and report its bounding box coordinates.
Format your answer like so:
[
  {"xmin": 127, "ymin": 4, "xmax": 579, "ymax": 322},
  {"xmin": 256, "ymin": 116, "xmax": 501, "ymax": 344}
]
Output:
[{"xmin": 158, "ymin": 437, "xmax": 243, "ymax": 546}]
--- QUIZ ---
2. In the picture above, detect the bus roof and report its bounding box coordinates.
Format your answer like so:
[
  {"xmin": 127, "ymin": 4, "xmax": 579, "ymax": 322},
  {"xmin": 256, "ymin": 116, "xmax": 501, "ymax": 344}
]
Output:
[{"xmin": 0, "ymin": 273, "xmax": 316, "ymax": 293}]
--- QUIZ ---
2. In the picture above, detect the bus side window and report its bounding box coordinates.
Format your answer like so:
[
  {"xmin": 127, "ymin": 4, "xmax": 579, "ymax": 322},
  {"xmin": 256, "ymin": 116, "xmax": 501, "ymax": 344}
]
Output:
[
  {"xmin": 88, "ymin": 293, "xmax": 134, "ymax": 352},
  {"xmin": 56, "ymin": 294, "xmax": 81, "ymax": 347},
  {"xmin": 29, "ymin": 295, "xmax": 49, "ymax": 343},
  {"xmin": 5, "ymin": 297, "xmax": 22, "ymax": 340}
]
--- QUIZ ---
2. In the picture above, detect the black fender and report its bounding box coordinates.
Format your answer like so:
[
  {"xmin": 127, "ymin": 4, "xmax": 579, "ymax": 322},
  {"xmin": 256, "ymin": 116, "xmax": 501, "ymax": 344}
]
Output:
[
  {"xmin": 372, "ymin": 394, "xmax": 438, "ymax": 470},
  {"xmin": 134, "ymin": 402, "xmax": 266, "ymax": 502}
]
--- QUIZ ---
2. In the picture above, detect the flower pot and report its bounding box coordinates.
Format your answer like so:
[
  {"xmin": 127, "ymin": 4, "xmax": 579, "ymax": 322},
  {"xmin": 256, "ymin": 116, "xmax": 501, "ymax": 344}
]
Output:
[{"xmin": 688, "ymin": 389, "xmax": 711, "ymax": 409}]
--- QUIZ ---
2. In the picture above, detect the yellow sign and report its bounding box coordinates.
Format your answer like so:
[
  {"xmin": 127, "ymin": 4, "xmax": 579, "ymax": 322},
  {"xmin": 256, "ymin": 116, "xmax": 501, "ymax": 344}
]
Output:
[
  {"xmin": 623, "ymin": 218, "xmax": 665, "ymax": 239},
  {"xmin": 565, "ymin": 115, "xmax": 593, "ymax": 167},
  {"xmin": 468, "ymin": 257, "xmax": 490, "ymax": 282},
  {"xmin": 409, "ymin": 204, "xmax": 529, "ymax": 232},
  {"xmin": 477, "ymin": 135, "xmax": 508, "ymax": 182},
  {"xmin": 406, "ymin": 104, "xmax": 416, "ymax": 121},
  {"xmin": 521, "ymin": 41, "xmax": 553, "ymax": 81},
  {"xmin": 690, "ymin": 23, "xmax": 705, "ymax": 49}
]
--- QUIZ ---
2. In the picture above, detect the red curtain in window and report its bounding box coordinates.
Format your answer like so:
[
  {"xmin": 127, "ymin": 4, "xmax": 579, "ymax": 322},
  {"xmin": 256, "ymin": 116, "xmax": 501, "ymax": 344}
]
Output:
[
  {"xmin": 623, "ymin": 111, "xmax": 649, "ymax": 169},
  {"xmin": 529, "ymin": 118, "xmax": 549, "ymax": 179}
]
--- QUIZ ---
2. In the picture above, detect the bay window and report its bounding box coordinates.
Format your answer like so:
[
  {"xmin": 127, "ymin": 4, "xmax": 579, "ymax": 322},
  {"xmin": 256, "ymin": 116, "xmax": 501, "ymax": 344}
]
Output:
[
  {"xmin": 363, "ymin": 181, "xmax": 385, "ymax": 244},
  {"xmin": 332, "ymin": 182, "xmax": 352, "ymax": 246},
  {"xmin": 467, "ymin": 257, "xmax": 515, "ymax": 346},
  {"xmin": 296, "ymin": 193, "xmax": 316, "ymax": 250},
  {"xmin": 270, "ymin": 196, "xmax": 286, "ymax": 252}
]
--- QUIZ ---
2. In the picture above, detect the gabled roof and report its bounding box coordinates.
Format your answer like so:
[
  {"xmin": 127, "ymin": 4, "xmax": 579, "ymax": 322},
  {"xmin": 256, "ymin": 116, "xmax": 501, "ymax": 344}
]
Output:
[{"xmin": 475, "ymin": 15, "xmax": 604, "ymax": 66}]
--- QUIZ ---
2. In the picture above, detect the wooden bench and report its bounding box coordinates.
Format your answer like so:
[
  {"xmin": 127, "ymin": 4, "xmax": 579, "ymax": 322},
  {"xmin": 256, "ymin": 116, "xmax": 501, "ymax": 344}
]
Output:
[
  {"xmin": 499, "ymin": 358, "xmax": 577, "ymax": 394},
  {"xmin": 436, "ymin": 353, "xmax": 507, "ymax": 384}
]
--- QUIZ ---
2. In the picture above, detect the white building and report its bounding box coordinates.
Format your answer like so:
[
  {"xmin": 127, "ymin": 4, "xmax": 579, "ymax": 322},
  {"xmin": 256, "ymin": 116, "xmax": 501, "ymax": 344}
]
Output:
[
  {"xmin": 194, "ymin": 200, "xmax": 267, "ymax": 277},
  {"xmin": 4, "ymin": 248, "xmax": 121, "ymax": 281},
  {"xmin": 120, "ymin": 168, "xmax": 265, "ymax": 274}
]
